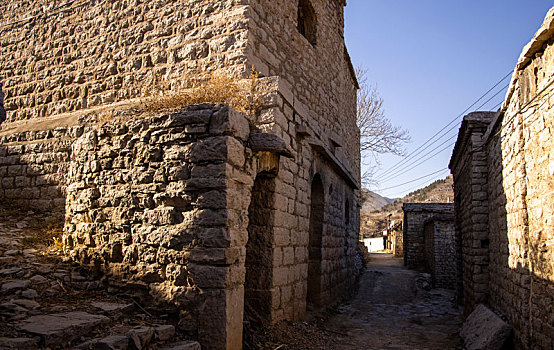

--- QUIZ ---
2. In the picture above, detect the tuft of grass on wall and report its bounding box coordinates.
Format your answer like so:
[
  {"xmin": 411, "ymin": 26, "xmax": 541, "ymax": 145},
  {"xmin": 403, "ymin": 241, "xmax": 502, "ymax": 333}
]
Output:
[{"xmin": 140, "ymin": 66, "xmax": 272, "ymax": 117}]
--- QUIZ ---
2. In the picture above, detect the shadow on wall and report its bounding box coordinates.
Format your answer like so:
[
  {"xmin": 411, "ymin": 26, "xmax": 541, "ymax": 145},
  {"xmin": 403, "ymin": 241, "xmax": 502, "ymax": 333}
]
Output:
[{"xmin": 487, "ymin": 128, "xmax": 554, "ymax": 349}]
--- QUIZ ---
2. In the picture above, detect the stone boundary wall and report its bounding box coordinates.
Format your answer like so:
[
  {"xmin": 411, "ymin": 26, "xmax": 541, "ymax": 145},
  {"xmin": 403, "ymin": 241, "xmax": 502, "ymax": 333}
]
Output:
[
  {"xmin": 0, "ymin": 125, "xmax": 83, "ymax": 213},
  {"xmin": 449, "ymin": 8, "xmax": 554, "ymax": 349},
  {"xmin": 402, "ymin": 203, "xmax": 454, "ymax": 269},
  {"xmin": 64, "ymin": 105, "xmax": 252, "ymax": 349}
]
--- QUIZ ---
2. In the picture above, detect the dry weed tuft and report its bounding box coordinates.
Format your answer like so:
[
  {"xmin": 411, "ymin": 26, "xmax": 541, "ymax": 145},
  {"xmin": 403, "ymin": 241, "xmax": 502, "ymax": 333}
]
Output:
[{"xmin": 139, "ymin": 66, "xmax": 272, "ymax": 117}]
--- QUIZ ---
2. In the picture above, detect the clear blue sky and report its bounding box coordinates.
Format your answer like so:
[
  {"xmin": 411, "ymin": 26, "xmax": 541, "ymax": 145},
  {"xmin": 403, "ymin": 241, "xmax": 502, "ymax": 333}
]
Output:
[{"xmin": 344, "ymin": 1, "xmax": 553, "ymax": 198}]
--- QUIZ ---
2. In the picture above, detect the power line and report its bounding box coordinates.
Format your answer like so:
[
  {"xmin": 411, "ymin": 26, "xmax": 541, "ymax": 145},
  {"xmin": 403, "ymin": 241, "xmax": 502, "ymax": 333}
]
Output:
[
  {"xmin": 376, "ymin": 168, "xmax": 448, "ymax": 191},
  {"xmin": 378, "ymin": 80, "xmax": 510, "ymax": 182},
  {"xmin": 374, "ymin": 71, "xmax": 513, "ymax": 180},
  {"xmin": 379, "ymin": 134, "xmax": 457, "ymax": 183},
  {"xmin": 384, "ymin": 169, "xmax": 451, "ymax": 198}
]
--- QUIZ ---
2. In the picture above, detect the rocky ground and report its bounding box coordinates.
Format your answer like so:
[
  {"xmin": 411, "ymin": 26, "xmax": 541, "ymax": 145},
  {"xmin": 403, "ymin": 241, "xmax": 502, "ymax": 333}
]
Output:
[
  {"xmin": 251, "ymin": 253, "xmax": 462, "ymax": 350},
  {"xmin": 0, "ymin": 205, "xmax": 199, "ymax": 350},
  {"xmin": 1, "ymin": 203, "xmax": 462, "ymax": 350}
]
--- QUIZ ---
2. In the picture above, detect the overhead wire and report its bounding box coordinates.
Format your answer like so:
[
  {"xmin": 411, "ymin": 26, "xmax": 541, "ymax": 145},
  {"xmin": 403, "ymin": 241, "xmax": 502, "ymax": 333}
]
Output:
[
  {"xmin": 374, "ymin": 71, "xmax": 513, "ymax": 180},
  {"xmin": 385, "ymin": 169, "xmax": 451, "ymax": 198},
  {"xmin": 376, "ymin": 168, "xmax": 448, "ymax": 191}
]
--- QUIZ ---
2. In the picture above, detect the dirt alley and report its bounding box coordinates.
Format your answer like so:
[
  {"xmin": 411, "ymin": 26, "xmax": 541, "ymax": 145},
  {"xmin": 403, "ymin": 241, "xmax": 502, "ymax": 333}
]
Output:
[{"xmin": 257, "ymin": 253, "xmax": 462, "ymax": 350}]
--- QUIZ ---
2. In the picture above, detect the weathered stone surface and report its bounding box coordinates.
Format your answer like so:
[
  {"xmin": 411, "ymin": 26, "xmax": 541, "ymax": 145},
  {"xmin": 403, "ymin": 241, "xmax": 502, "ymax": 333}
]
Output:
[
  {"xmin": 450, "ymin": 9, "xmax": 554, "ymax": 349},
  {"xmin": 1, "ymin": 280, "xmax": 30, "ymax": 294},
  {"xmin": 91, "ymin": 302, "xmax": 133, "ymax": 316},
  {"xmin": 0, "ymin": 337, "xmax": 38, "ymax": 350},
  {"xmin": 95, "ymin": 335, "xmax": 129, "ymax": 350},
  {"xmin": 154, "ymin": 325, "xmax": 175, "ymax": 341},
  {"xmin": 18, "ymin": 312, "xmax": 110, "ymax": 346},
  {"xmin": 159, "ymin": 341, "xmax": 201, "ymax": 350},
  {"xmin": 126, "ymin": 327, "xmax": 155, "ymax": 350},
  {"xmin": 460, "ymin": 304, "xmax": 512, "ymax": 350}
]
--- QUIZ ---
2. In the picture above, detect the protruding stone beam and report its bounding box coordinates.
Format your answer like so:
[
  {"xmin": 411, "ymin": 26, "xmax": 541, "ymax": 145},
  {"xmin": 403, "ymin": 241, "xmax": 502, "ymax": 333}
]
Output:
[{"xmin": 249, "ymin": 132, "xmax": 294, "ymax": 158}]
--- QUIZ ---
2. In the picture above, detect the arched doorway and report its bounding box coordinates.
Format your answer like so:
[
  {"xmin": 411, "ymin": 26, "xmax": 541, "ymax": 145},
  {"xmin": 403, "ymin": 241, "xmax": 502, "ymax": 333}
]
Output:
[{"xmin": 307, "ymin": 174, "xmax": 324, "ymax": 306}]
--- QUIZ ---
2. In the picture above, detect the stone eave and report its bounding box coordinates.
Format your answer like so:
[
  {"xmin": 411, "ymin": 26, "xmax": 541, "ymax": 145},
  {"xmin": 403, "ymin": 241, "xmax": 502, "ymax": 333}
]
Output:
[{"xmin": 449, "ymin": 112, "xmax": 494, "ymax": 171}]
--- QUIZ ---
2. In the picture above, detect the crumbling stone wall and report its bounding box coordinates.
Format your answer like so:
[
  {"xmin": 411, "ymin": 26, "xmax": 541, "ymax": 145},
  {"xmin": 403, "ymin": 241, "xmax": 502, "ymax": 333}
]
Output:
[
  {"xmin": 0, "ymin": 1, "xmax": 361, "ymax": 348},
  {"xmin": 402, "ymin": 203, "xmax": 454, "ymax": 269},
  {"xmin": 65, "ymin": 105, "xmax": 253, "ymax": 349},
  {"xmin": 449, "ymin": 8, "xmax": 554, "ymax": 349}
]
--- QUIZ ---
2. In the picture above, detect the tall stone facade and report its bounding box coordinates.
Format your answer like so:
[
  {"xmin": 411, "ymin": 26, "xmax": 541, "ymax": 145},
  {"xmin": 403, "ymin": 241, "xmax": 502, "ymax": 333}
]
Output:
[
  {"xmin": 0, "ymin": 1, "xmax": 361, "ymax": 349},
  {"xmin": 450, "ymin": 8, "xmax": 554, "ymax": 349}
]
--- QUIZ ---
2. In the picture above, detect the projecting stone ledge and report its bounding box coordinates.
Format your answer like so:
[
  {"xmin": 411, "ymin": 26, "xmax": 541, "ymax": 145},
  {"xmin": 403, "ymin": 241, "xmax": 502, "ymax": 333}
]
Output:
[
  {"xmin": 18, "ymin": 312, "xmax": 110, "ymax": 347},
  {"xmin": 460, "ymin": 304, "xmax": 512, "ymax": 350},
  {"xmin": 249, "ymin": 132, "xmax": 294, "ymax": 158}
]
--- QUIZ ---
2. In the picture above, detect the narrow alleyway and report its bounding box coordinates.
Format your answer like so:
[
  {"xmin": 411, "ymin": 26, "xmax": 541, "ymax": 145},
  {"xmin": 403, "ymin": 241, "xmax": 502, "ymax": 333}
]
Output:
[
  {"xmin": 324, "ymin": 253, "xmax": 462, "ymax": 349},
  {"xmin": 257, "ymin": 253, "xmax": 462, "ymax": 350}
]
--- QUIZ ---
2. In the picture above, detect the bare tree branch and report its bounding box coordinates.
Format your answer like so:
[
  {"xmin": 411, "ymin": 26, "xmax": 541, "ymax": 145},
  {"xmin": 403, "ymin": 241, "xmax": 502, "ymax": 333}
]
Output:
[
  {"xmin": 356, "ymin": 66, "xmax": 410, "ymax": 157},
  {"xmin": 356, "ymin": 66, "xmax": 410, "ymax": 186}
]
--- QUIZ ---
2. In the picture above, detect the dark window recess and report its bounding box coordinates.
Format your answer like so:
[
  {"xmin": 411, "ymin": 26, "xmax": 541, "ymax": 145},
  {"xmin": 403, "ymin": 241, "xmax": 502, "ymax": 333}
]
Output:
[{"xmin": 298, "ymin": 0, "xmax": 317, "ymax": 46}]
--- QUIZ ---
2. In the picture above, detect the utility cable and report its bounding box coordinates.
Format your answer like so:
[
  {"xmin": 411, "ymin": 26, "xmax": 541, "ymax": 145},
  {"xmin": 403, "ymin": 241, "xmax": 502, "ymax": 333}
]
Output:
[
  {"xmin": 376, "ymin": 80, "xmax": 510, "ymax": 182},
  {"xmin": 379, "ymin": 134, "xmax": 457, "ymax": 182},
  {"xmin": 376, "ymin": 168, "xmax": 448, "ymax": 191},
  {"xmin": 374, "ymin": 71, "xmax": 513, "ymax": 180}
]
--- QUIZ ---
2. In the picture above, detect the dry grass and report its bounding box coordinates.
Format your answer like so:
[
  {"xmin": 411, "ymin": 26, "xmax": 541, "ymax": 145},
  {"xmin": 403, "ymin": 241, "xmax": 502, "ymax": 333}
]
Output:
[
  {"xmin": 139, "ymin": 66, "xmax": 272, "ymax": 117},
  {"xmin": 21, "ymin": 219, "xmax": 64, "ymax": 252}
]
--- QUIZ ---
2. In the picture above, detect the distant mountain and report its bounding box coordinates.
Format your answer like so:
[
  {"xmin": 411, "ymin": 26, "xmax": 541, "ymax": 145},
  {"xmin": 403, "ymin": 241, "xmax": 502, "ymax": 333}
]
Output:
[
  {"xmin": 360, "ymin": 175, "xmax": 454, "ymax": 238},
  {"xmin": 360, "ymin": 189, "xmax": 395, "ymax": 214}
]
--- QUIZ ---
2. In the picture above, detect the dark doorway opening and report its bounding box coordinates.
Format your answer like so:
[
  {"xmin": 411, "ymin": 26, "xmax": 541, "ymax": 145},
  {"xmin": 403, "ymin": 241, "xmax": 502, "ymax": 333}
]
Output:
[
  {"xmin": 244, "ymin": 173, "xmax": 275, "ymax": 348},
  {"xmin": 307, "ymin": 174, "xmax": 324, "ymax": 306}
]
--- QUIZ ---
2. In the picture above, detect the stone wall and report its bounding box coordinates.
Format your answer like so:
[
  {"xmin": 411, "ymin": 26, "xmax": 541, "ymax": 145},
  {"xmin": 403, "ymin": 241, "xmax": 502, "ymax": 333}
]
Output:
[
  {"xmin": 64, "ymin": 105, "xmax": 253, "ymax": 350},
  {"xmin": 247, "ymin": 0, "xmax": 360, "ymax": 179},
  {"xmin": 449, "ymin": 112, "xmax": 494, "ymax": 313},
  {"xmin": 0, "ymin": 1, "xmax": 361, "ymax": 348},
  {"xmin": 423, "ymin": 217, "xmax": 456, "ymax": 289},
  {"xmin": 402, "ymin": 203, "xmax": 454, "ymax": 269},
  {"xmin": 0, "ymin": 0, "xmax": 359, "ymax": 183},
  {"xmin": 0, "ymin": 125, "xmax": 83, "ymax": 213},
  {"xmin": 449, "ymin": 8, "xmax": 554, "ymax": 349},
  {"xmin": 0, "ymin": 0, "xmax": 250, "ymax": 122},
  {"xmin": 391, "ymin": 222, "xmax": 403, "ymax": 257}
]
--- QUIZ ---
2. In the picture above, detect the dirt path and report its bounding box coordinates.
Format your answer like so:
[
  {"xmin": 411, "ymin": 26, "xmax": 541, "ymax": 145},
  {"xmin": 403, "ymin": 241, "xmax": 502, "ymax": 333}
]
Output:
[{"xmin": 261, "ymin": 253, "xmax": 462, "ymax": 350}]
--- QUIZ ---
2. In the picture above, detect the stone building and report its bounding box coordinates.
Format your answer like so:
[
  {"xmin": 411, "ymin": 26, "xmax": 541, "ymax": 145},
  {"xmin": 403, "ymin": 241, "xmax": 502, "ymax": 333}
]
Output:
[
  {"xmin": 0, "ymin": 1, "xmax": 361, "ymax": 349},
  {"xmin": 402, "ymin": 203, "xmax": 457, "ymax": 289},
  {"xmin": 449, "ymin": 8, "xmax": 554, "ymax": 349}
]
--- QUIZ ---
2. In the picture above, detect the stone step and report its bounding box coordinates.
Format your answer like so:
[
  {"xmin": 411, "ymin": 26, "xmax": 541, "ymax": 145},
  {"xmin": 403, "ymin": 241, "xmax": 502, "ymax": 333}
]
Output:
[
  {"xmin": 158, "ymin": 341, "xmax": 201, "ymax": 350},
  {"xmin": 17, "ymin": 312, "xmax": 110, "ymax": 348},
  {"xmin": 74, "ymin": 324, "xmax": 177, "ymax": 350}
]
